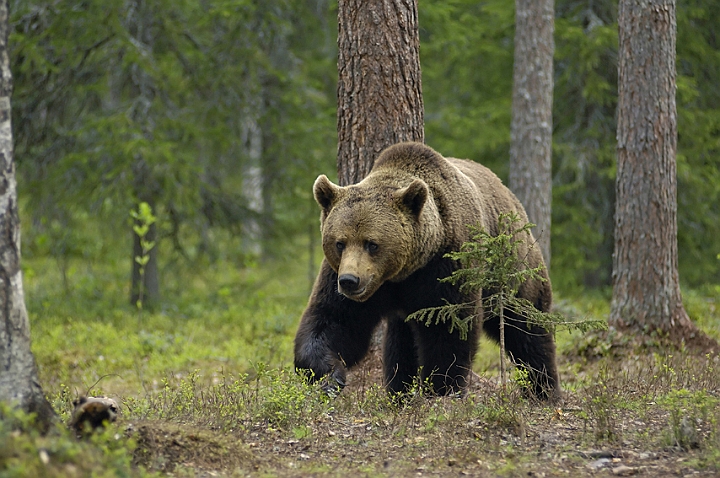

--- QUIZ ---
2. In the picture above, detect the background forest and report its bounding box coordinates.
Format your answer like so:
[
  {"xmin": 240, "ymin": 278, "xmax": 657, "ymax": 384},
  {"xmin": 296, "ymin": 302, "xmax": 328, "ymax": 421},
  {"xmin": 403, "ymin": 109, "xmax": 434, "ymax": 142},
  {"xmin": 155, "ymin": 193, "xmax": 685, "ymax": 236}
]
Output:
[
  {"xmin": 4, "ymin": 0, "xmax": 720, "ymax": 476},
  {"xmin": 11, "ymin": 0, "xmax": 720, "ymax": 295}
]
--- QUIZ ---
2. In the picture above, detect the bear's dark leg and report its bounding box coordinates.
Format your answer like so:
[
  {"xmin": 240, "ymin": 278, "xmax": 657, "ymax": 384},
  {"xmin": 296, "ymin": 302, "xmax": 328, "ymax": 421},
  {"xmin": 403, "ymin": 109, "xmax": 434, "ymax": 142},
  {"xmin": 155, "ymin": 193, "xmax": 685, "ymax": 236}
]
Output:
[
  {"xmin": 383, "ymin": 316, "xmax": 419, "ymax": 395},
  {"xmin": 295, "ymin": 261, "xmax": 384, "ymax": 392},
  {"xmin": 413, "ymin": 322, "xmax": 478, "ymax": 395},
  {"xmin": 482, "ymin": 313, "xmax": 560, "ymax": 401}
]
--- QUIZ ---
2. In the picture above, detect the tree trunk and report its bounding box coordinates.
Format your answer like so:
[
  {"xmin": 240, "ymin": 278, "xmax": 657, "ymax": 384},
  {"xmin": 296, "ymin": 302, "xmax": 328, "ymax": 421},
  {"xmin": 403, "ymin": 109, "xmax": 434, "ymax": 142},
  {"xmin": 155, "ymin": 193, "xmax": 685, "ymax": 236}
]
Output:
[
  {"xmin": 127, "ymin": 0, "xmax": 160, "ymax": 308},
  {"xmin": 611, "ymin": 0, "xmax": 716, "ymax": 351},
  {"xmin": 336, "ymin": 0, "xmax": 424, "ymax": 186},
  {"xmin": 241, "ymin": 116, "xmax": 264, "ymax": 257},
  {"xmin": 335, "ymin": 0, "xmax": 424, "ymax": 369},
  {"xmin": 0, "ymin": 0, "xmax": 55, "ymax": 429},
  {"xmin": 508, "ymin": 0, "xmax": 555, "ymax": 268}
]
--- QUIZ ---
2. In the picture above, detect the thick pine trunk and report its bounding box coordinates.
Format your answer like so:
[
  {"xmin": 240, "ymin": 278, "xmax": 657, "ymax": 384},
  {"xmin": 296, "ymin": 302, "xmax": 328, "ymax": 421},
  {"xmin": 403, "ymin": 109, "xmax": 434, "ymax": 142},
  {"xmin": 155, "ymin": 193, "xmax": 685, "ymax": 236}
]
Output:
[
  {"xmin": 336, "ymin": 0, "xmax": 424, "ymax": 186},
  {"xmin": 508, "ymin": 0, "xmax": 555, "ymax": 268},
  {"xmin": 0, "ymin": 0, "xmax": 55, "ymax": 429},
  {"xmin": 335, "ymin": 0, "xmax": 425, "ymax": 374},
  {"xmin": 611, "ymin": 0, "xmax": 715, "ymax": 350}
]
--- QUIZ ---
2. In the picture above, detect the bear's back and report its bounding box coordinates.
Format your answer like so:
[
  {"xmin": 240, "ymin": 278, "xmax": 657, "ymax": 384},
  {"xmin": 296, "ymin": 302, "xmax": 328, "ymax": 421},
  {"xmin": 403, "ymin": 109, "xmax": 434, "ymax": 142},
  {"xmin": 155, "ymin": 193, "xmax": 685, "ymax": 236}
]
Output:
[
  {"xmin": 371, "ymin": 142, "xmax": 528, "ymax": 235},
  {"xmin": 372, "ymin": 142, "xmax": 509, "ymax": 201},
  {"xmin": 446, "ymin": 157, "xmax": 529, "ymax": 229},
  {"xmin": 372, "ymin": 142, "xmax": 449, "ymax": 178}
]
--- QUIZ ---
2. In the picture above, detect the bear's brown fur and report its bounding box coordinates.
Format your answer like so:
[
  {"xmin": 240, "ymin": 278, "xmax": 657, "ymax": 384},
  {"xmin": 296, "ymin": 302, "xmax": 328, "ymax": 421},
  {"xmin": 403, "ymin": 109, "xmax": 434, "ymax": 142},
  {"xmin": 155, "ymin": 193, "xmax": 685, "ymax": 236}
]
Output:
[{"xmin": 295, "ymin": 142, "xmax": 559, "ymax": 399}]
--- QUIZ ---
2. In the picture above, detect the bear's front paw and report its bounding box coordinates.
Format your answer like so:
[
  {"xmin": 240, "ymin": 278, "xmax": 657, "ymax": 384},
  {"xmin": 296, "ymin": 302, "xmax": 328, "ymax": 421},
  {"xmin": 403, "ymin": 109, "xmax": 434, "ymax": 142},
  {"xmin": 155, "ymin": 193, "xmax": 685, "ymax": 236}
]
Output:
[
  {"xmin": 319, "ymin": 373, "xmax": 346, "ymax": 397},
  {"xmin": 295, "ymin": 362, "xmax": 347, "ymax": 397}
]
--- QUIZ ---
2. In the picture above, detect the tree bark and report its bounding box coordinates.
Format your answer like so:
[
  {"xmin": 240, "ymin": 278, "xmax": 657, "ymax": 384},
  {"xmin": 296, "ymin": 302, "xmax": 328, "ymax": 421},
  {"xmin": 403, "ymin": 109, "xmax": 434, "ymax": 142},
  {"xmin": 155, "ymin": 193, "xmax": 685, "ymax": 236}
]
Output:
[
  {"xmin": 508, "ymin": 0, "xmax": 555, "ymax": 268},
  {"xmin": 336, "ymin": 0, "xmax": 424, "ymax": 186},
  {"xmin": 334, "ymin": 0, "xmax": 424, "ymax": 369},
  {"xmin": 611, "ymin": 0, "xmax": 716, "ymax": 350},
  {"xmin": 0, "ymin": 0, "xmax": 55, "ymax": 429},
  {"xmin": 127, "ymin": 0, "xmax": 160, "ymax": 308}
]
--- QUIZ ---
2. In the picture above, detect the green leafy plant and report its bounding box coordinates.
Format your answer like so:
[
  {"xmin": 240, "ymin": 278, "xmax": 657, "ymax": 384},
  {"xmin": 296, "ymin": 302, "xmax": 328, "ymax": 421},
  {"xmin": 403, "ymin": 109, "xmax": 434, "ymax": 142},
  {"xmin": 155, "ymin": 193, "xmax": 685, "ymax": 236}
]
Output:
[
  {"xmin": 130, "ymin": 202, "xmax": 157, "ymax": 312},
  {"xmin": 408, "ymin": 212, "xmax": 606, "ymax": 387}
]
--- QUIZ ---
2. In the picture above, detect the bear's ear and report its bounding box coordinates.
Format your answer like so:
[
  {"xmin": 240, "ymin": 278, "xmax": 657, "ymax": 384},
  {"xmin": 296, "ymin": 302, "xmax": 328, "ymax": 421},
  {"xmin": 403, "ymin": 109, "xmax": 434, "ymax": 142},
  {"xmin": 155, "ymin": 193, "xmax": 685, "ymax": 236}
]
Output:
[
  {"xmin": 396, "ymin": 179, "xmax": 428, "ymax": 217},
  {"xmin": 313, "ymin": 175, "xmax": 341, "ymax": 212}
]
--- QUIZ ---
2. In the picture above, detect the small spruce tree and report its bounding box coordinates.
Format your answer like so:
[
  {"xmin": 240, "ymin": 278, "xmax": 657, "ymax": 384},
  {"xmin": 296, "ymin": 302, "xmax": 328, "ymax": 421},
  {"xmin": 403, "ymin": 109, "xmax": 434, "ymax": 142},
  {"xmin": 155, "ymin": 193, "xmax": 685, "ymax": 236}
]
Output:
[{"xmin": 408, "ymin": 212, "xmax": 605, "ymax": 388}]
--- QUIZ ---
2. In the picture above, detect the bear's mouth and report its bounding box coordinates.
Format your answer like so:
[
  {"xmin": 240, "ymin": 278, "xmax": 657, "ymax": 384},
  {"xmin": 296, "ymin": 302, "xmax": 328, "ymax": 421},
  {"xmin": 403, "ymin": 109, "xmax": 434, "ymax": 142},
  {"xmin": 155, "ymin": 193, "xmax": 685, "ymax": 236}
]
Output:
[{"xmin": 340, "ymin": 286, "xmax": 366, "ymax": 299}]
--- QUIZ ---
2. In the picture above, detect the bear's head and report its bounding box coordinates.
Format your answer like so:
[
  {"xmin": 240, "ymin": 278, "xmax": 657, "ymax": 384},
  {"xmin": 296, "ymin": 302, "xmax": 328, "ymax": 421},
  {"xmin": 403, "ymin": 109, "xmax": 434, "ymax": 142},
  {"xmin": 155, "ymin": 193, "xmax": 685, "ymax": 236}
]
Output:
[{"xmin": 313, "ymin": 173, "xmax": 444, "ymax": 302}]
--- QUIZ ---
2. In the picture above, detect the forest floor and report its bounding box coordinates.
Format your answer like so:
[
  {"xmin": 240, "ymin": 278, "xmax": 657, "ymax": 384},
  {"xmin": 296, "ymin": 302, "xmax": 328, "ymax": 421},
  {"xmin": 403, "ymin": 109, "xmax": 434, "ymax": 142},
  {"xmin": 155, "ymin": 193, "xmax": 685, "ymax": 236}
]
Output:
[
  {"xmin": 5, "ymin": 258, "xmax": 720, "ymax": 477},
  {"xmin": 122, "ymin": 343, "xmax": 720, "ymax": 477},
  {"xmin": 5, "ymin": 326, "xmax": 720, "ymax": 477}
]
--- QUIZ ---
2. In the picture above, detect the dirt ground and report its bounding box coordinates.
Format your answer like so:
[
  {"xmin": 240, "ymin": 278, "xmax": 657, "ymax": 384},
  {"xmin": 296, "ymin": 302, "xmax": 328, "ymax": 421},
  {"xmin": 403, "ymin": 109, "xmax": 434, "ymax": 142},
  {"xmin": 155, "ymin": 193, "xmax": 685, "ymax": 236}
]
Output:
[{"xmin": 125, "ymin": 341, "xmax": 720, "ymax": 477}]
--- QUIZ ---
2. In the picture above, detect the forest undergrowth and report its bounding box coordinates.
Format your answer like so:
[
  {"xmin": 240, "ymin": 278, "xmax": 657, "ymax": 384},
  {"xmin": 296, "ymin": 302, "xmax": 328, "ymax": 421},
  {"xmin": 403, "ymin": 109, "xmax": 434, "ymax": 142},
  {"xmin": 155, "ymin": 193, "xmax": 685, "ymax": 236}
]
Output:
[{"xmin": 2, "ymin": 254, "xmax": 720, "ymax": 477}]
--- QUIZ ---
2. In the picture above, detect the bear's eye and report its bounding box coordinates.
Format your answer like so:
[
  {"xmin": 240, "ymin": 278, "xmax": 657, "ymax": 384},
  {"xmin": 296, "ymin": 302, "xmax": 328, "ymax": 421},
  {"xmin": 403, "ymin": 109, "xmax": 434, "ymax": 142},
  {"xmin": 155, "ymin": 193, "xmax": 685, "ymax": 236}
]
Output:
[
  {"xmin": 365, "ymin": 241, "xmax": 379, "ymax": 253},
  {"xmin": 336, "ymin": 241, "xmax": 345, "ymax": 253}
]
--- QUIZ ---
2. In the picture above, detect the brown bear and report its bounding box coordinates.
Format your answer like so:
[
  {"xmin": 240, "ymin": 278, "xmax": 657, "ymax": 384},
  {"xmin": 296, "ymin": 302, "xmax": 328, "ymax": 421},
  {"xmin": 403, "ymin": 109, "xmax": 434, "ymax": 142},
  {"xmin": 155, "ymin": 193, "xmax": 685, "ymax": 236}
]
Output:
[{"xmin": 294, "ymin": 142, "xmax": 559, "ymax": 400}]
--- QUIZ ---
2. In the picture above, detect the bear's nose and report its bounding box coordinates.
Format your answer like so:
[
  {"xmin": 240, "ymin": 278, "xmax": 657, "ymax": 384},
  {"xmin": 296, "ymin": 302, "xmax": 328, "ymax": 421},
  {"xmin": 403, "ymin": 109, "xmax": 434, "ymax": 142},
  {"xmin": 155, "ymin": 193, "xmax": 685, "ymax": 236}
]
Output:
[{"xmin": 338, "ymin": 274, "xmax": 360, "ymax": 292}]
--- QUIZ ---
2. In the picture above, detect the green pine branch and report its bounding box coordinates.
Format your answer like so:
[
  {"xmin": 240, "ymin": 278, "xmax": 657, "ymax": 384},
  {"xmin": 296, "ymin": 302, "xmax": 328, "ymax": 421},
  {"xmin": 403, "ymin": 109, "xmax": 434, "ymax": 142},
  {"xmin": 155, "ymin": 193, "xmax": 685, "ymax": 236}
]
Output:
[{"xmin": 407, "ymin": 212, "xmax": 607, "ymax": 387}]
